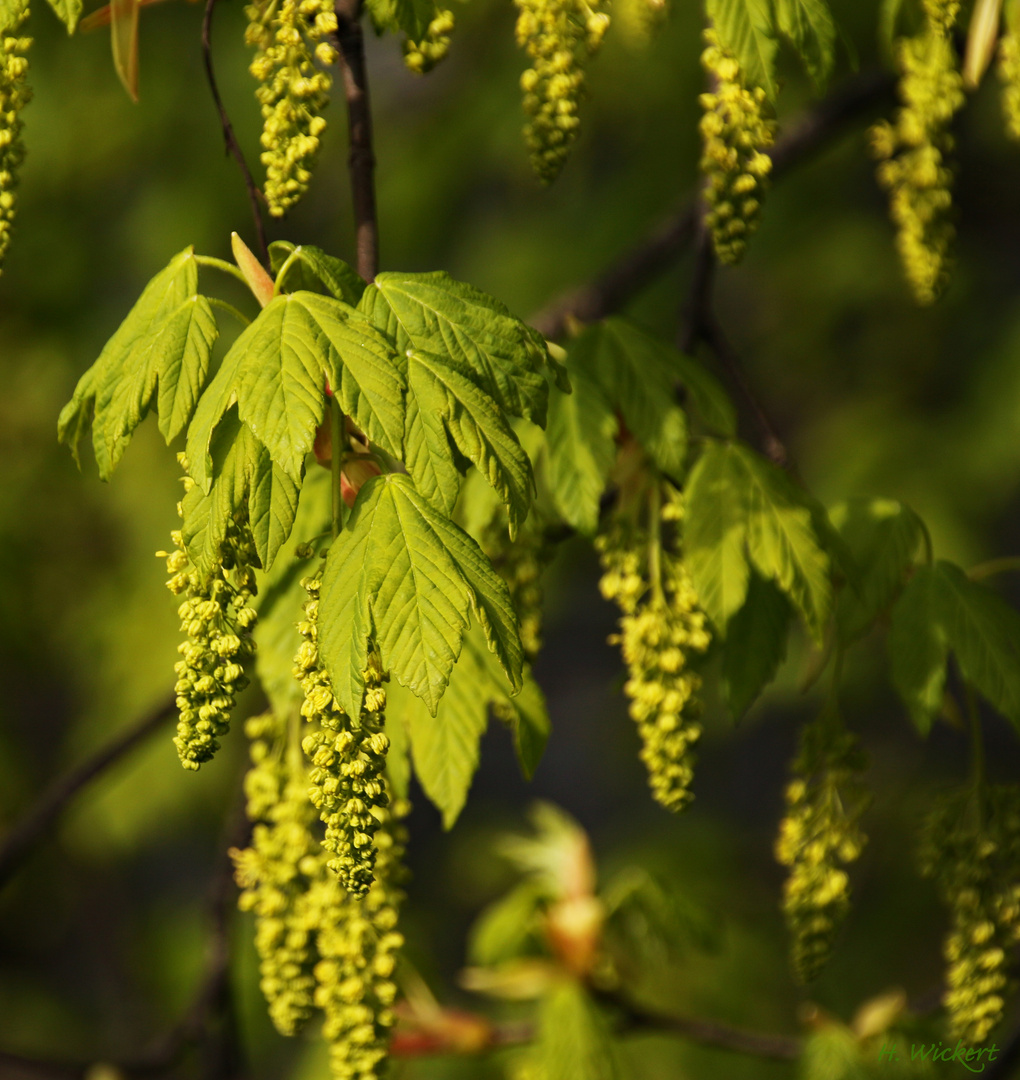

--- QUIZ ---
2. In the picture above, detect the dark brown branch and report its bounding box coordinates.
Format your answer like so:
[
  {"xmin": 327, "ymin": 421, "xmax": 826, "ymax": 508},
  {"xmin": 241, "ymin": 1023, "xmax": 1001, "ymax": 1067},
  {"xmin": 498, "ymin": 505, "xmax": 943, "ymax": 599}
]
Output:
[
  {"xmin": 0, "ymin": 694, "xmax": 176, "ymax": 891},
  {"xmin": 530, "ymin": 68, "xmax": 896, "ymax": 340},
  {"xmin": 202, "ymin": 0, "xmax": 270, "ymax": 268},
  {"xmin": 0, "ymin": 794, "xmax": 249, "ymax": 1080},
  {"xmin": 334, "ymin": 0, "xmax": 379, "ymax": 282}
]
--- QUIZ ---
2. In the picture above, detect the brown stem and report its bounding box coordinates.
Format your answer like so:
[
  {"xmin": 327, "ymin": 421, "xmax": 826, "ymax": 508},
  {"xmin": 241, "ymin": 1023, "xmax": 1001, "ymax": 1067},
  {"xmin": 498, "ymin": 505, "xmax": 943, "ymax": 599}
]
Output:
[
  {"xmin": 0, "ymin": 694, "xmax": 176, "ymax": 891},
  {"xmin": 334, "ymin": 0, "xmax": 379, "ymax": 282},
  {"xmin": 202, "ymin": 0, "xmax": 270, "ymax": 268},
  {"xmin": 530, "ymin": 68, "xmax": 895, "ymax": 340}
]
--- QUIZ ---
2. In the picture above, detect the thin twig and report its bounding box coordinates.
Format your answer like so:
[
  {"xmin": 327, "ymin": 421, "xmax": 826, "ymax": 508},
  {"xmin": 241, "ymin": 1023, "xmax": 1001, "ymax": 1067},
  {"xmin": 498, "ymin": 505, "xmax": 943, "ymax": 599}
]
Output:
[
  {"xmin": 202, "ymin": 0, "xmax": 270, "ymax": 267},
  {"xmin": 530, "ymin": 68, "xmax": 896, "ymax": 340},
  {"xmin": 333, "ymin": 0, "xmax": 379, "ymax": 282},
  {"xmin": 0, "ymin": 694, "xmax": 176, "ymax": 891},
  {"xmin": 0, "ymin": 789, "xmax": 250, "ymax": 1079}
]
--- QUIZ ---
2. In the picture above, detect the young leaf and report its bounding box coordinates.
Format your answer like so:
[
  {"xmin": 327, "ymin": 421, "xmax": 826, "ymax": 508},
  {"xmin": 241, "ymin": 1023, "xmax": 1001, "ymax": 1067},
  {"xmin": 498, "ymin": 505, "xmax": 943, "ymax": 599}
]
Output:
[
  {"xmin": 775, "ymin": 0, "xmax": 837, "ymax": 87},
  {"xmin": 385, "ymin": 710, "xmax": 411, "ymax": 799},
  {"xmin": 187, "ymin": 291, "xmax": 405, "ymax": 489},
  {"xmin": 706, "ymin": 0, "xmax": 779, "ymax": 99},
  {"xmin": 269, "ymin": 241, "xmax": 366, "ymax": 305},
  {"xmin": 317, "ymin": 473, "xmax": 524, "ymax": 718},
  {"xmin": 832, "ymin": 497, "xmax": 923, "ymax": 644},
  {"xmin": 888, "ymin": 565, "xmax": 947, "ymax": 735},
  {"xmin": 587, "ymin": 319, "xmax": 688, "ymax": 479},
  {"xmin": 533, "ymin": 981, "xmax": 619, "ymax": 1080},
  {"xmin": 249, "ymin": 446, "xmax": 301, "ymax": 571},
  {"xmin": 110, "ymin": 0, "xmax": 139, "ymax": 101},
  {"xmin": 721, "ymin": 570, "xmax": 791, "ymax": 718},
  {"xmin": 684, "ymin": 441, "xmax": 752, "ymax": 633},
  {"xmin": 44, "ymin": 0, "xmax": 82, "ymax": 32},
  {"xmin": 358, "ymin": 270, "xmax": 556, "ymax": 426},
  {"xmin": 934, "ymin": 561, "xmax": 1020, "ymax": 727},
  {"xmin": 544, "ymin": 361, "xmax": 617, "ymax": 535},
  {"xmin": 405, "ymin": 349, "xmax": 534, "ymax": 534},
  {"xmin": 58, "ymin": 247, "xmax": 217, "ymax": 478},
  {"xmin": 467, "ymin": 880, "xmax": 545, "ymax": 966},
  {"xmin": 180, "ymin": 408, "xmax": 260, "ymax": 576}
]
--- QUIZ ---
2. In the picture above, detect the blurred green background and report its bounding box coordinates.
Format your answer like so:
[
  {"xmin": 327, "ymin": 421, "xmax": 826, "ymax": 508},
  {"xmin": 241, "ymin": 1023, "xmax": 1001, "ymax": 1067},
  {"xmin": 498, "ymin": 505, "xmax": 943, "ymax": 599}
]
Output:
[{"xmin": 2, "ymin": 0, "xmax": 1020, "ymax": 1076}]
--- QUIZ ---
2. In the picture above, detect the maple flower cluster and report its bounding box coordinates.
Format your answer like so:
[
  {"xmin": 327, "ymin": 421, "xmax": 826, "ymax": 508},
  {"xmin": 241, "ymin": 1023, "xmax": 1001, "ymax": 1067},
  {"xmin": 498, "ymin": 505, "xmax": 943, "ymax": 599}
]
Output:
[
  {"xmin": 245, "ymin": 0, "xmax": 337, "ymax": 217},
  {"xmin": 870, "ymin": 0, "xmax": 964, "ymax": 304},
  {"xmin": 158, "ymin": 465, "xmax": 258, "ymax": 771},
  {"xmin": 233, "ymin": 711, "xmax": 324, "ymax": 1036},
  {"xmin": 921, "ymin": 785, "xmax": 1020, "ymax": 1044},
  {"xmin": 513, "ymin": 0, "xmax": 610, "ymax": 183},
  {"xmin": 402, "ymin": 8, "xmax": 456, "ymax": 73},
  {"xmin": 295, "ymin": 577, "xmax": 391, "ymax": 899},
  {"xmin": 316, "ymin": 802, "xmax": 407, "ymax": 1080},
  {"xmin": 999, "ymin": 28, "xmax": 1020, "ymax": 140},
  {"xmin": 597, "ymin": 484, "xmax": 711, "ymax": 813},
  {"xmin": 698, "ymin": 29, "xmax": 776, "ymax": 265},
  {"xmin": 775, "ymin": 716, "xmax": 868, "ymax": 984},
  {"xmin": 0, "ymin": 0, "xmax": 30, "ymax": 272}
]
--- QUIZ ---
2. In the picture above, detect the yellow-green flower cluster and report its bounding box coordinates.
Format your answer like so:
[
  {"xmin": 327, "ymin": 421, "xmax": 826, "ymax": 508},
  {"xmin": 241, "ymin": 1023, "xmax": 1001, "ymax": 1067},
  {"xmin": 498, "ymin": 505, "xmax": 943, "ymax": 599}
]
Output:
[
  {"xmin": 233, "ymin": 711, "xmax": 325, "ymax": 1036},
  {"xmin": 596, "ymin": 484, "xmax": 711, "ymax": 813},
  {"xmin": 514, "ymin": 0, "xmax": 610, "ymax": 183},
  {"xmin": 775, "ymin": 714, "xmax": 868, "ymax": 984},
  {"xmin": 315, "ymin": 800, "xmax": 408, "ymax": 1080},
  {"xmin": 403, "ymin": 9, "xmax": 455, "ymax": 73},
  {"xmin": 870, "ymin": 4, "xmax": 964, "ymax": 304},
  {"xmin": 921, "ymin": 785, "xmax": 1020, "ymax": 1044},
  {"xmin": 698, "ymin": 29, "xmax": 775, "ymax": 265},
  {"xmin": 158, "ymin": 471, "xmax": 257, "ymax": 771},
  {"xmin": 0, "ymin": 0, "xmax": 31, "ymax": 273},
  {"xmin": 245, "ymin": 0, "xmax": 337, "ymax": 217},
  {"xmin": 294, "ymin": 578, "xmax": 390, "ymax": 899},
  {"xmin": 999, "ymin": 28, "xmax": 1020, "ymax": 140}
]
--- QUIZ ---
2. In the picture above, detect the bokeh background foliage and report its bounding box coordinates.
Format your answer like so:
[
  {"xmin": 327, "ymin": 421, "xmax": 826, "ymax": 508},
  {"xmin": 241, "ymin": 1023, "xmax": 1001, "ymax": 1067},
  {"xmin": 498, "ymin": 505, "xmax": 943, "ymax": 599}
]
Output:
[{"xmin": 2, "ymin": 0, "xmax": 1020, "ymax": 1076}]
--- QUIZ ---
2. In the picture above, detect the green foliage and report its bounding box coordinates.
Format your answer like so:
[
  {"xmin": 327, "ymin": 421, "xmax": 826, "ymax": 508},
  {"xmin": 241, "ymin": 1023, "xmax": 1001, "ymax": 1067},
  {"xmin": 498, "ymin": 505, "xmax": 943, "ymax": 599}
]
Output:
[
  {"xmin": 775, "ymin": 0, "xmax": 837, "ymax": 86},
  {"xmin": 721, "ymin": 570, "xmax": 792, "ymax": 717},
  {"xmin": 706, "ymin": 0, "xmax": 779, "ymax": 98},
  {"xmin": 526, "ymin": 980, "xmax": 619, "ymax": 1080},
  {"xmin": 42, "ymin": 0, "xmax": 81, "ymax": 32},
  {"xmin": 888, "ymin": 561, "xmax": 1020, "ymax": 734}
]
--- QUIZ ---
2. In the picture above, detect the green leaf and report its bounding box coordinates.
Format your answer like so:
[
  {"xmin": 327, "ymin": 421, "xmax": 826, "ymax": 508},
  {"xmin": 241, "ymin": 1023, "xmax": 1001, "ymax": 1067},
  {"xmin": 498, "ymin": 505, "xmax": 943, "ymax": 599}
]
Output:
[
  {"xmin": 318, "ymin": 473, "xmax": 524, "ymax": 718},
  {"xmin": 706, "ymin": 0, "xmax": 779, "ymax": 98},
  {"xmin": 384, "ymin": 710, "xmax": 411, "ymax": 800},
  {"xmin": 775, "ymin": 0, "xmax": 836, "ymax": 86},
  {"xmin": 187, "ymin": 291, "xmax": 404, "ymax": 489},
  {"xmin": 467, "ymin": 880, "xmax": 545, "ymax": 965},
  {"xmin": 721, "ymin": 571, "xmax": 791, "ymax": 718},
  {"xmin": 544, "ymin": 358, "xmax": 618, "ymax": 536},
  {"xmin": 934, "ymin": 562, "xmax": 1020, "ymax": 727},
  {"xmin": 44, "ymin": 0, "xmax": 82, "ymax": 33},
  {"xmin": 832, "ymin": 498, "xmax": 923, "ymax": 645},
  {"xmin": 249, "ymin": 447, "xmax": 301, "ymax": 571},
  {"xmin": 269, "ymin": 241, "xmax": 366, "ymax": 305},
  {"xmin": 358, "ymin": 270, "xmax": 555, "ymax": 426},
  {"xmin": 588, "ymin": 319, "xmax": 688, "ymax": 478},
  {"xmin": 672, "ymin": 352, "xmax": 737, "ymax": 437},
  {"xmin": 888, "ymin": 566, "xmax": 947, "ymax": 736},
  {"xmin": 506, "ymin": 673, "xmax": 551, "ymax": 781},
  {"xmin": 180, "ymin": 408, "xmax": 260, "ymax": 577},
  {"xmin": 533, "ymin": 982, "xmax": 619, "ymax": 1080},
  {"xmin": 364, "ymin": 0, "xmax": 439, "ymax": 38},
  {"xmin": 405, "ymin": 349, "xmax": 534, "ymax": 534},
  {"xmin": 684, "ymin": 442, "xmax": 752, "ymax": 634},
  {"xmin": 58, "ymin": 247, "xmax": 217, "ymax": 477},
  {"xmin": 685, "ymin": 442, "xmax": 832, "ymax": 640}
]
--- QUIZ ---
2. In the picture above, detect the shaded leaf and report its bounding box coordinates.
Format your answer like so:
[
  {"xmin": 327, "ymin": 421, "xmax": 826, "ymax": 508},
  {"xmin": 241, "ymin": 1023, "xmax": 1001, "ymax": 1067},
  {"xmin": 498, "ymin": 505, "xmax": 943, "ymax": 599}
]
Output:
[
  {"xmin": 44, "ymin": 0, "xmax": 82, "ymax": 32},
  {"xmin": 706, "ymin": 0, "xmax": 779, "ymax": 98},
  {"xmin": 269, "ymin": 241, "xmax": 366, "ymax": 305},
  {"xmin": 467, "ymin": 880, "xmax": 545, "ymax": 966},
  {"xmin": 888, "ymin": 565, "xmax": 947, "ymax": 736},
  {"xmin": 110, "ymin": 0, "xmax": 139, "ymax": 101},
  {"xmin": 721, "ymin": 570, "xmax": 791, "ymax": 717},
  {"xmin": 775, "ymin": 0, "xmax": 836, "ymax": 86},
  {"xmin": 318, "ymin": 473, "xmax": 524, "ymax": 718}
]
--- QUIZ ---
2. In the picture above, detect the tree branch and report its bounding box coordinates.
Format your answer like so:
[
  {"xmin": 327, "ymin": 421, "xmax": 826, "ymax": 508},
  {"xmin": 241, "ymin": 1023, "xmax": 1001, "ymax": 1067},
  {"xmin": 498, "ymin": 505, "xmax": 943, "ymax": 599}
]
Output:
[
  {"xmin": 202, "ymin": 0, "xmax": 270, "ymax": 268},
  {"xmin": 0, "ymin": 694, "xmax": 176, "ymax": 891},
  {"xmin": 530, "ymin": 68, "xmax": 896, "ymax": 340},
  {"xmin": 333, "ymin": 0, "xmax": 379, "ymax": 283}
]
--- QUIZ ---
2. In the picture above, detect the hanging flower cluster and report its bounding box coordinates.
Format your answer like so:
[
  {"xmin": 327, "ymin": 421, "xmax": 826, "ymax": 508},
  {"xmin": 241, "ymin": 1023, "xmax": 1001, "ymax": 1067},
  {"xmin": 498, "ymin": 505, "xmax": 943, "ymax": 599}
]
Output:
[
  {"xmin": 0, "ymin": 0, "xmax": 31, "ymax": 272},
  {"xmin": 921, "ymin": 784, "xmax": 1020, "ymax": 1044},
  {"xmin": 596, "ymin": 483, "xmax": 711, "ymax": 813},
  {"xmin": 870, "ymin": 0, "xmax": 964, "ymax": 304},
  {"xmin": 698, "ymin": 28, "xmax": 775, "ymax": 265},
  {"xmin": 245, "ymin": 0, "xmax": 337, "ymax": 216},
  {"xmin": 157, "ymin": 464, "xmax": 257, "ymax": 771},
  {"xmin": 513, "ymin": 0, "xmax": 610, "ymax": 183},
  {"xmin": 403, "ymin": 9, "xmax": 456, "ymax": 73},
  {"xmin": 294, "ymin": 577, "xmax": 390, "ymax": 899},
  {"xmin": 775, "ymin": 712, "xmax": 868, "ymax": 984}
]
